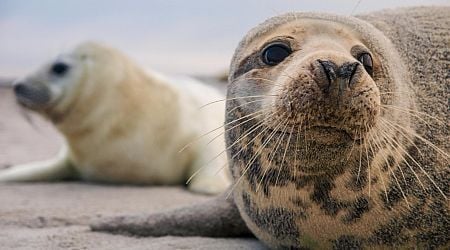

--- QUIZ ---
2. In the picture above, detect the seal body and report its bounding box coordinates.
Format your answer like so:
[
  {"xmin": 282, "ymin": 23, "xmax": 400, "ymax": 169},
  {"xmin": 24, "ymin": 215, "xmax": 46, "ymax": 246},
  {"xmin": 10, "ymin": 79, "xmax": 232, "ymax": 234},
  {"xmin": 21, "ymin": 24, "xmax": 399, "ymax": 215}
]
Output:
[
  {"xmin": 225, "ymin": 7, "xmax": 449, "ymax": 248},
  {"xmin": 90, "ymin": 7, "xmax": 449, "ymax": 249},
  {"xmin": 0, "ymin": 42, "xmax": 230, "ymax": 194}
]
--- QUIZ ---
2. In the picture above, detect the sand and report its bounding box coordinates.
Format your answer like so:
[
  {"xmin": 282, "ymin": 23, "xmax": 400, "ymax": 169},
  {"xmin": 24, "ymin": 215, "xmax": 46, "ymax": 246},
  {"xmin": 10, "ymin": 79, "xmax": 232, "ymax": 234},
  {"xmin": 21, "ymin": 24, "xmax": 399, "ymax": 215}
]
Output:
[{"xmin": 0, "ymin": 87, "xmax": 266, "ymax": 249}]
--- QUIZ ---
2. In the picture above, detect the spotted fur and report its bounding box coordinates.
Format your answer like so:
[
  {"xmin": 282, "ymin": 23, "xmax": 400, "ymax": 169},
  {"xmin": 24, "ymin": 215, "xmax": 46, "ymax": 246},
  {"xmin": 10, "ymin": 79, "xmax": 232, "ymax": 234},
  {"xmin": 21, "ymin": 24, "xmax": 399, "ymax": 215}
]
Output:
[{"xmin": 224, "ymin": 7, "xmax": 449, "ymax": 249}]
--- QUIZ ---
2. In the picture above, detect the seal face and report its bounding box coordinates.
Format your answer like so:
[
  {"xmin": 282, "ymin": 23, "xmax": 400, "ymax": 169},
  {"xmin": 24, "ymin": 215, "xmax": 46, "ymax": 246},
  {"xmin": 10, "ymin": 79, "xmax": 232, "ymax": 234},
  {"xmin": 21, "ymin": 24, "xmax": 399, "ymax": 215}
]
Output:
[
  {"xmin": 13, "ymin": 43, "xmax": 124, "ymax": 123},
  {"xmin": 230, "ymin": 18, "xmax": 385, "ymax": 145},
  {"xmin": 226, "ymin": 13, "xmax": 448, "ymax": 248}
]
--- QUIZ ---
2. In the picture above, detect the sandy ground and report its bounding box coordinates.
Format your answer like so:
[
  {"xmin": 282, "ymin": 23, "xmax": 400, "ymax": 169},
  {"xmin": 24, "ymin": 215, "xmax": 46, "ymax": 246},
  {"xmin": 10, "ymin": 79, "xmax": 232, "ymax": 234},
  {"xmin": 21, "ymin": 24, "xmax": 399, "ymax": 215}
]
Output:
[{"xmin": 0, "ymin": 87, "xmax": 265, "ymax": 249}]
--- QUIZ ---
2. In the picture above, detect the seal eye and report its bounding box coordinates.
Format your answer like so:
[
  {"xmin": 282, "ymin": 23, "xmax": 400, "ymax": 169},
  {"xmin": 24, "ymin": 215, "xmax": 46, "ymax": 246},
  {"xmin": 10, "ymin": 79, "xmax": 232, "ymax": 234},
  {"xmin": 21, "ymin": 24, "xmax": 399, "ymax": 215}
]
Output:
[
  {"xmin": 50, "ymin": 62, "xmax": 69, "ymax": 76},
  {"xmin": 262, "ymin": 43, "xmax": 292, "ymax": 66},
  {"xmin": 358, "ymin": 53, "xmax": 373, "ymax": 76}
]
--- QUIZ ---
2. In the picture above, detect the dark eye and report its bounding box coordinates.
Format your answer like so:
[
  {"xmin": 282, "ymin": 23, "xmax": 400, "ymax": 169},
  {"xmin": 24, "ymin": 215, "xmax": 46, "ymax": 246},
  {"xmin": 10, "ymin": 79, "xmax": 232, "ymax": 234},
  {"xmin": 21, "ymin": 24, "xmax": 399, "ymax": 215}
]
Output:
[
  {"xmin": 358, "ymin": 53, "xmax": 373, "ymax": 76},
  {"xmin": 50, "ymin": 62, "xmax": 69, "ymax": 76},
  {"xmin": 262, "ymin": 43, "xmax": 292, "ymax": 66}
]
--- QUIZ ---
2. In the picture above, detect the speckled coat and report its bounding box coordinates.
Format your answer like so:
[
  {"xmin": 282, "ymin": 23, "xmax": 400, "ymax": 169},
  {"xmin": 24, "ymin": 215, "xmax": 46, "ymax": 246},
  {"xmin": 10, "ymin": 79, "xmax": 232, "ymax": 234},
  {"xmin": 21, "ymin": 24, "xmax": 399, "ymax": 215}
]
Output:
[{"xmin": 225, "ymin": 7, "xmax": 449, "ymax": 249}]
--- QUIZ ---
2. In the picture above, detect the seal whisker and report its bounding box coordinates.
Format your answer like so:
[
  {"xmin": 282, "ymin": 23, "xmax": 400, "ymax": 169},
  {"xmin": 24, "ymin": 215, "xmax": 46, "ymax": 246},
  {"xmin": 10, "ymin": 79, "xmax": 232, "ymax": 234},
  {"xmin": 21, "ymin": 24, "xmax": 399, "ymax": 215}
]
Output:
[
  {"xmin": 363, "ymin": 127, "xmax": 373, "ymax": 197},
  {"xmin": 198, "ymin": 95, "xmax": 279, "ymax": 110},
  {"xmin": 179, "ymin": 108, "xmax": 270, "ymax": 153},
  {"xmin": 380, "ymin": 117, "xmax": 449, "ymax": 160},
  {"xmin": 381, "ymin": 106, "xmax": 435, "ymax": 129},
  {"xmin": 230, "ymin": 118, "xmax": 287, "ymax": 197},
  {"xmin": 293, "ymin": 123, "xmax": 302, "ymax": 178},
  {"xmin": 227, "ymin": 98, "xmax": 273, "ymax": 114},
  {"xmin": 192, "ymin": 110, "xmax": 275, "ymax": 177},
  {"xmin": 378, "ymin": 118, "xmax": 425, "ymax": 158},
  {"xmin": 356, "ymin": 128, "xmax": 363, "ymax": 182},
  {"xmin": 211, "ymin": 114, "xmax": 279, "ymax": 178},
  {"xmin": 275, "ymin": 124, "xmax": 295, "ymax": 187},
  {"xmin": 376, "ymin": 124, "xmax": 429, "ymax": 194},
  {"xmin": 377, "ymin": 120, "xmax": 442, "ymax": 196},
  {"xmin": 350, "ymin": 0, "xmax": 362, "ymax": 15},
  {"xmin": 391, "ymin": 136, "xmax": 447, "ymax": 199},
  {"xmin": 345, "ymin": 130, "xmax": 360, "ymax": 161},
  {"xmin": 366, "ymin": 124, "xmax": 389, "ymax": 202},
  {"xmin": 186, "ymin": 110, "xmax": 275, "ymax": 184},
  {"xmin": 256, "ymin": 119, "xmax": 290, "ymax": 193},
  {"xmin": 381, "ymin": 105, "xmax": 446, "ymax": 126},
  {"xmin": 379, "ymin": 91, "xmax": 411, "ymax": 95},
  {"xmin": 192, "ymin": 105, "xmax": 284, "ymax": 180},
  {"xmin": 304, "ymin": 110, "xmax": 311, "ymax": 153},
  {"xmin": 204, "ymin": 112, "xmax": 267, "ymax": 147},
  {"xmin": 375, "ymin": 125, "xmax": 410, "ymax": 186},
  {"xmin": 235, "ymin": 77, "xmax": 284, "ymax": 87},
  {"xmin": 369, "ymin": 128, "xmax": 411, "ymax": 207}
]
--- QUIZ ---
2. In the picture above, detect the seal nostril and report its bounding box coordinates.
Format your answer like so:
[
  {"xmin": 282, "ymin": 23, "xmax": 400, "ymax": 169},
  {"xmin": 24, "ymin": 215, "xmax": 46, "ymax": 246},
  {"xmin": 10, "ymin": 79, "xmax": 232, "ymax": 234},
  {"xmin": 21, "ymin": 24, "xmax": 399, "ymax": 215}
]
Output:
[
  {"xmin": 336, "ymin": 62, "xmax": 360, "ymax": 89},
  {"xmin": 317, "ymin": 59, "xmax": 337, "ymax": 92},
  {"xmin": 349, "ymin": 63, "xmax": 359, "ymax": 86}
]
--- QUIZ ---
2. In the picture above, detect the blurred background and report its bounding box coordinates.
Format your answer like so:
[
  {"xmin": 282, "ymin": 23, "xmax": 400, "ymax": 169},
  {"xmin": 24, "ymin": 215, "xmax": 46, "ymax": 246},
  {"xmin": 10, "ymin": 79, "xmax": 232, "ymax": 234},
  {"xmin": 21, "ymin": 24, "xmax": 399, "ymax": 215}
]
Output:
[{"xmin": 1, "ymin": 0, "xmax": 448, "ymax": 81}]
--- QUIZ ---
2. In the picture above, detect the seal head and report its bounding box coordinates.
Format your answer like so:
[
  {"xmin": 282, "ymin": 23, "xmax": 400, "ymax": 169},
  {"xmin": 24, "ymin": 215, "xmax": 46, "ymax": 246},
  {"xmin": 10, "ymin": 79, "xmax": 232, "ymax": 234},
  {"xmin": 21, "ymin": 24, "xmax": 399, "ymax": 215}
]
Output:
[
  {"xmin": 13, "ymin": 42, "xmax": 127, "ymax": 124},
  {"xmin": 226, "ymin": 13, "xmax": 420, "ymax": 248}
]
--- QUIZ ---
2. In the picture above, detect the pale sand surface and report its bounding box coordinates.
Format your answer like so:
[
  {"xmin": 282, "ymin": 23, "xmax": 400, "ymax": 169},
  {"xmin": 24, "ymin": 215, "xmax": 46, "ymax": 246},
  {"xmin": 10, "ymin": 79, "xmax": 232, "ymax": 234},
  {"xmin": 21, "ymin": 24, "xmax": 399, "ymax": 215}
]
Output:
[{"xmin": 0, "ymin": 87, "xmax": 265, "ymax": 249}]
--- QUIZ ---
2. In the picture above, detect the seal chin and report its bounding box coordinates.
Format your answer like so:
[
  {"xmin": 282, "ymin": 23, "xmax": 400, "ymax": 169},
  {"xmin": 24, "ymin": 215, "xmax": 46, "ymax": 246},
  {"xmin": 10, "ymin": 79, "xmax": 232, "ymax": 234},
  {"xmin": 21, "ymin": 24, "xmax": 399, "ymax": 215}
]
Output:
[
  {"xmin": 16, "ymin": 94, "xmax": 50, "ymax": 111},
  {"xmin": 307, "ymin": 125, "xmax": 365, "ymax": 144},
  {"xmin": 266, "ymin": 123, "xmax": 366, "ymax": 145}
]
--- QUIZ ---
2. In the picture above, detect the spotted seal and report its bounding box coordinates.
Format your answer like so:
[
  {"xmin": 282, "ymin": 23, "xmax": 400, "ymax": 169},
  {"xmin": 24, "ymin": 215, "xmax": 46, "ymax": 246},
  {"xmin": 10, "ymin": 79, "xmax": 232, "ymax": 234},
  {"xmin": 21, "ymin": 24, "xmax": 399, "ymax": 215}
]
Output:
[
  {"xmin": 91, "ymin": 7, "xmax": 449, "ymax": 248},
  {"xmin": 0, "ymin": 41, "xmax": 230, "ymax": 194}
]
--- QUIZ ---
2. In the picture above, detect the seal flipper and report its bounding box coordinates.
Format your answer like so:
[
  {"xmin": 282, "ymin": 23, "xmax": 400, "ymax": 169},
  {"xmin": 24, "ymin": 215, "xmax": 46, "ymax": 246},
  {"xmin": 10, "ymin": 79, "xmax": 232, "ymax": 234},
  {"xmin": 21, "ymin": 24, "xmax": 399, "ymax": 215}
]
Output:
[
  {"xmin": 91, "ymin": 188, "xmax": 252, "ymax": 237},
  {"xmin": 0, "ymin": 144, "xmax": 76, "ymax": 182}
]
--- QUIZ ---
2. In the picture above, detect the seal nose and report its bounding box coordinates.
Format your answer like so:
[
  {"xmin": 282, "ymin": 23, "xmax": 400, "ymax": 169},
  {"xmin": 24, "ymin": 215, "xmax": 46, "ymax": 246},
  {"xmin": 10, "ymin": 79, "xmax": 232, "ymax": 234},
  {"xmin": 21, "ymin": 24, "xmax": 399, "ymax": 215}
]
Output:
[
  {"xmin": 317, "ymin": 60, "xmax": 359, "ymax": 94},
  {"xmin": 318, "ymin": 60, "xmax": 337, "ymax": 91},
  {"xmin": 13, "ymin": 82, "xmax": 28, "ymax": 96},
  {"xmin": 13, "ymin": 81, "xmax": 51, "ymax": 107}
]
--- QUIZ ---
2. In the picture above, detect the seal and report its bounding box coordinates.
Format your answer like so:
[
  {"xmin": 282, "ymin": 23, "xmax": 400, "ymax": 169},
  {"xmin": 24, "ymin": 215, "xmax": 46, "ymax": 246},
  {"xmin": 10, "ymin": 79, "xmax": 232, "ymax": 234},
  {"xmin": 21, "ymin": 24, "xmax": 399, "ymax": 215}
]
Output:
[
  {"xmin": 91, "ymin": 7, "xmax": 449, "ymax": 249},
  {"xmin": 0, "ymin": 41, "xmax": 230, "ymax": 194}
]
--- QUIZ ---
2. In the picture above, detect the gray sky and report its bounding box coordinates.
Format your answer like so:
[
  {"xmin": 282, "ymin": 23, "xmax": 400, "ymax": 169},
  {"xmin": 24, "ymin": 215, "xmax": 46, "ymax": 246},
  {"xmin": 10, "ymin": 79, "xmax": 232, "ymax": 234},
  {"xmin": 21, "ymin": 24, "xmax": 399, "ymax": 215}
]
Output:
[{"xmin": 0, "ymin": 0, "xmax": 448, "ymax": 76}]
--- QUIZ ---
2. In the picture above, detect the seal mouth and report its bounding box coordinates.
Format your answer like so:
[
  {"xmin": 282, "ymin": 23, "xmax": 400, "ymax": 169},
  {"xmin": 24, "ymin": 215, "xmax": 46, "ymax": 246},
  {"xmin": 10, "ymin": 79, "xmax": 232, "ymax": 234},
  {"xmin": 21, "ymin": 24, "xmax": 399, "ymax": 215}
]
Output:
[
  {"xmin": 16, "ymin": 95, "xmax": 45, "ymax": 110},
  {"xmin": 308, "ymin": 126, "xmax": 363, "ymax": 142},
  {"xmin": 267, "ymin": 124, "xmax": 364, "ymax": 145}
]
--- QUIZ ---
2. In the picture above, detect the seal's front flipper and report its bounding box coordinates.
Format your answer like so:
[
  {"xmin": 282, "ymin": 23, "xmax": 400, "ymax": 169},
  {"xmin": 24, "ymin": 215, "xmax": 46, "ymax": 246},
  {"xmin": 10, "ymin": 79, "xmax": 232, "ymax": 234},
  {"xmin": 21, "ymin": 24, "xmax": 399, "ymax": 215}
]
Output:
[
  {"xmin": 0, "ymin": 144, "xmax": 76, "ymax": 182},
  {"xmin": 91, "ymin": 189, "xmax": 251, "ymax": 237}
]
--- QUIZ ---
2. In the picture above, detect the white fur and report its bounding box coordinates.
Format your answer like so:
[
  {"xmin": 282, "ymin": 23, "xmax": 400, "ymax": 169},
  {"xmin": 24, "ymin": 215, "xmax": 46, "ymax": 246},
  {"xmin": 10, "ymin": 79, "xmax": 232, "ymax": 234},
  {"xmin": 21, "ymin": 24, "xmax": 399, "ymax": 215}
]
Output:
[{"xmin": 0, "ymin": 42, "xmax": 230, "ymax": 194}]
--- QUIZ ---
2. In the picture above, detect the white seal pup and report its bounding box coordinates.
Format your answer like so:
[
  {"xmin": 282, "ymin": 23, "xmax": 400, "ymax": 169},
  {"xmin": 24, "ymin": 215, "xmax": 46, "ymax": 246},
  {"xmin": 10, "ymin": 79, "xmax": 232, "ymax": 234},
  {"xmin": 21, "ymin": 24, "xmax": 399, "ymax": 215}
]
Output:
[{"xmin": 0, "ymin": 41, "xmax": 230, "ymax": 194}]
